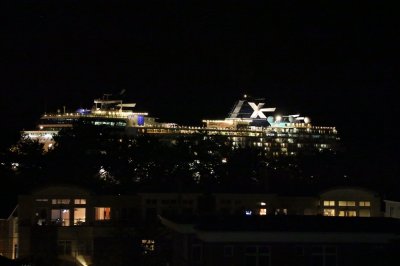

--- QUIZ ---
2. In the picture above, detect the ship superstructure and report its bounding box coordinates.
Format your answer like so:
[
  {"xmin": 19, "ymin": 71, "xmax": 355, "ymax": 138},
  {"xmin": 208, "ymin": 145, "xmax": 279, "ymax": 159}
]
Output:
[
  {"xmin": 141, "ymin": 95, "xmax": 339, "ymax": 156},
  {"xmin": 24, "ymin": 94, "xmax": 340, "ymax": 155},
  {"xmin": 24, "ymin": 94, "xmax": 158, "ymax": 150}
]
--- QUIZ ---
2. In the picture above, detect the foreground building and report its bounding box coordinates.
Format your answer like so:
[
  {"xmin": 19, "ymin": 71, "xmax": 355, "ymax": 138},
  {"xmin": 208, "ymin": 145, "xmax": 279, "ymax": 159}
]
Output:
[
  {"xmin": 0, "ymin": 208, "xmax": 18, "ymax": 261},
  {"xmin": 384, "ymin": 196, "xmax": 400, "ymax": 219},
  {"xmin": 0, "ymin": 184, "xmax": 382, "ymax": 265},
  {"xmin": 24, "ymin": 94, "xmax": 340, "ymax": 156},
  {"xmin": 319, "ymin": 187, "xmax": 381, "ymax": 217},
  {"xmin": 160, "ymin": 215, "xmax": 400, "ymax": 266}
]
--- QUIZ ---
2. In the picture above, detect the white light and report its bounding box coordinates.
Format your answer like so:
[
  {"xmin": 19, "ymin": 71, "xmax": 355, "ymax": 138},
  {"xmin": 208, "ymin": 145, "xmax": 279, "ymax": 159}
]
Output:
[
  {"xmin": 245, "ymin": 210, "xmax": 252, "ymax": 216},
  {"xmin": 260, "ymin": 202, "xmax": 266, "ymax": 206},
  {"xmin": 275, "ymin": 115, "xmax": 282, "ymax": 122}
]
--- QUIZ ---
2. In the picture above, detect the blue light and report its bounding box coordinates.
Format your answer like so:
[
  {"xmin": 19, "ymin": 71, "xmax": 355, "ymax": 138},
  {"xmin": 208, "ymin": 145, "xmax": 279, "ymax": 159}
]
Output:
[
  {"xmin": 245, "ymin": 210, "xmax": 252, "ymax": 216},
  {"xmin": 138, "ymin": 115, "xmax": 144, "ymax": 126},
  {"xmin": 76, "ymin": 108, "xmax": 91, "ymax": 114}
]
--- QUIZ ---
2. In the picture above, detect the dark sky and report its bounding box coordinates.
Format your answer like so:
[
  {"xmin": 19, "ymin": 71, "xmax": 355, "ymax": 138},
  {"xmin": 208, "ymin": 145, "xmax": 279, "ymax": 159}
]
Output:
[{"xmin": 1, "ymin": 1, "xmax": 398, "ymax": 177}]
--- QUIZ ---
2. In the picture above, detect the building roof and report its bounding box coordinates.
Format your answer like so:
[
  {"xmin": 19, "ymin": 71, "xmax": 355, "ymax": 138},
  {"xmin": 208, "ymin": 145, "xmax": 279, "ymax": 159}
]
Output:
[
  {"xmin": 319, "ymin": 186, "xmax": 380, "ymax": 196},
  {"xmin": 161, "ymin": 214, "xmax": 400, "ymax": 234}
]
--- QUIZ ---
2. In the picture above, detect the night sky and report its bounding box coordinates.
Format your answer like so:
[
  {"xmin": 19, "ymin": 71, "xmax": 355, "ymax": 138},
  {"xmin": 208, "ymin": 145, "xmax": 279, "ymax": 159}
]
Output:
[{"xmin": 1, "ymin": 2, "xmax": 398, "ymax": 178}]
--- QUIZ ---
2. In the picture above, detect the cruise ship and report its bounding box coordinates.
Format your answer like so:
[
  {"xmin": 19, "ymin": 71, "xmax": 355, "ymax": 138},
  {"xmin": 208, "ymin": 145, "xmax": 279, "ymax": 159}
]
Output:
[{"xmin": 24, "ymin": 94, "xmax": 340, "ymax": 155}]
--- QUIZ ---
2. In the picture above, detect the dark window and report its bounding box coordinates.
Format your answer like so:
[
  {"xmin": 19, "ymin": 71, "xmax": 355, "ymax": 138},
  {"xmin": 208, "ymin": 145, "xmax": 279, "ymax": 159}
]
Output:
[
  {"xmin": 295, "ymin": 245, "xmax": 305, "ymax": 256},
  {"xmin": 245, "ymin": 245, "xmax": 270, "ymax": 266},
  {"xmin": 57, "ymin": 240, "xmax": 72, "ymax": 255},
  {"xmin": 145, "ymin": 208, "xmax": 157, "ymax": 220},
  {"xmin": 224, "ymin": 245, "xmax": 234, "ymax": 257},
  {"xmin": 311, "ymin": 245, "xmax": 337, "ymax": 266},
  {"xmin": 192, "ymin": 245, "xmax": 202, "ymax": 263}
]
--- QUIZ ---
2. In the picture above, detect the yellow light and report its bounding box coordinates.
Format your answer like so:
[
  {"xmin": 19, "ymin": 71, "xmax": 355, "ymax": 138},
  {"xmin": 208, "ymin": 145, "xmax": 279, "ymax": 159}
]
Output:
[{"xmin": 76, "ymin": 255, "xmax": 89, "ymax": 266}]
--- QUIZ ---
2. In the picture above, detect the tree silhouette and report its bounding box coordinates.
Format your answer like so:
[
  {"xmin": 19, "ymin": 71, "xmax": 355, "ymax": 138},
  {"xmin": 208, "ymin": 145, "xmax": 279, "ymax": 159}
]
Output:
[{"xmin": 1, "ymin": 124, "xmax": 366, "ymax": 195}]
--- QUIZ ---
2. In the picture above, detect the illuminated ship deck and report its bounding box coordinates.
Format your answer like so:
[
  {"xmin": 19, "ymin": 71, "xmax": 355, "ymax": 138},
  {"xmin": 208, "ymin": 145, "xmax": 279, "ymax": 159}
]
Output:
[{"xmin": 24, "ymin": 94, "xmax": 340, "ymax": 155}]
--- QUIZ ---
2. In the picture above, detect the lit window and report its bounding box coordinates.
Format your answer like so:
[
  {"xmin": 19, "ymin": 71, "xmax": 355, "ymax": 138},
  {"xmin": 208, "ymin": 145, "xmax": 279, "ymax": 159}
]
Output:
[
  {"xmin": 259, "ymin": 208, "xmax": 267, "ymax": 216},
  {"xmin": 52, "ymin": 199, "xmax": 70, "ymax": 205},
  {"xmin": 323, "ymin": 201, "xmax": 335, "ymax": 206},
  {"xmin": 275, "ymin": 208, "xmax": 288, "ymax": 215},
  {"xmin": 323, "ymin": 209, "xmax": 335, "ymax": 216},
  {"xmin": 35, "ymin": 208, "xmax": 47, "ymax": 226},
  {"xmin": 95, "ymin": 207, "xmax": 111, "ymax": 220},
  {"xmin": 348, "ymin": 201, "xmax": 356, "ymax": 206},
  {"xmin": 359, "ymin": 209, "xmax": 371, "ymax": 217},
  {"xmin": 339, "ymin": 210, "xmax": 356, "ymax": 217},
  {"xmin": 338, "ymin": 201, "xmax": 355, "ymax": 207},
  {"xmin": 74, "ymin": 199, "xmax": 86, "ymax": 205},
  {"xmin": 35, "ymin": 199, "xmax": 48, "ymax": 202},
  {"xmin": 359, "ymin": 201, "xmax": 371, "ymax": 207},
  {"xmin": 51, "ymin": 209, "xmax": 70, "ymax": 226},
  {"xmin": 141, "ymin": 239, "xmax": 155, "ymax": 254},
  {"xmin": 74, "ymin": 208, "xmax": 86, "ymax": 225}
]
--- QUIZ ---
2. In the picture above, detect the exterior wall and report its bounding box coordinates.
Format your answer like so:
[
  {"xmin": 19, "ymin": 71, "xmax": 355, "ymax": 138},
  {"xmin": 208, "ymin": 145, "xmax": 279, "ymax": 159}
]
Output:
[
  {"xmin": 14, "ymin": 185, "xmax": 385, "ymax": 265},
  {"xmin": 320, "ymin": 188, "xmax": 382, "ymax": 217},
  {"xmin": 214, "ymin": 194, "xmax": 276, "ymax": 216},
  {"xmin": 17, "ymin": 186, "xmax": 142, "ymax": 265},
  {"xmin": 384, "ymin": 200, "xmax": 400, "ymax": 218},
  {"xmin": 139, "ymin": 193, "xmax": 319, "ymax": 218},
  {"xmin": 177, "ymin": 240, "xmax": 398, "ymax": 266},
  {"xmin": 0, "ymin": 216, "xmax": 18, "ymax": 260},
  {"xmin": 18, "ymin": 186, "xmax": 93, "ymax": 264},
  {"xmin": 277, "ymin": 196, "xmax": 319, "ymax": 215},
  {"xmin": 164, "ymin": 224, "xmax": 400, "ymax": 266},
  {"xmin": 0, "ymin": 219, "xmax": 9, "ymax": 258},
  {"xmin": 9, "ymin": 217, "xmax": 18, "ymax": 259},
  {"xmin": 139, "ymin": 193, "xmax": 201, "ymax": 221}
]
